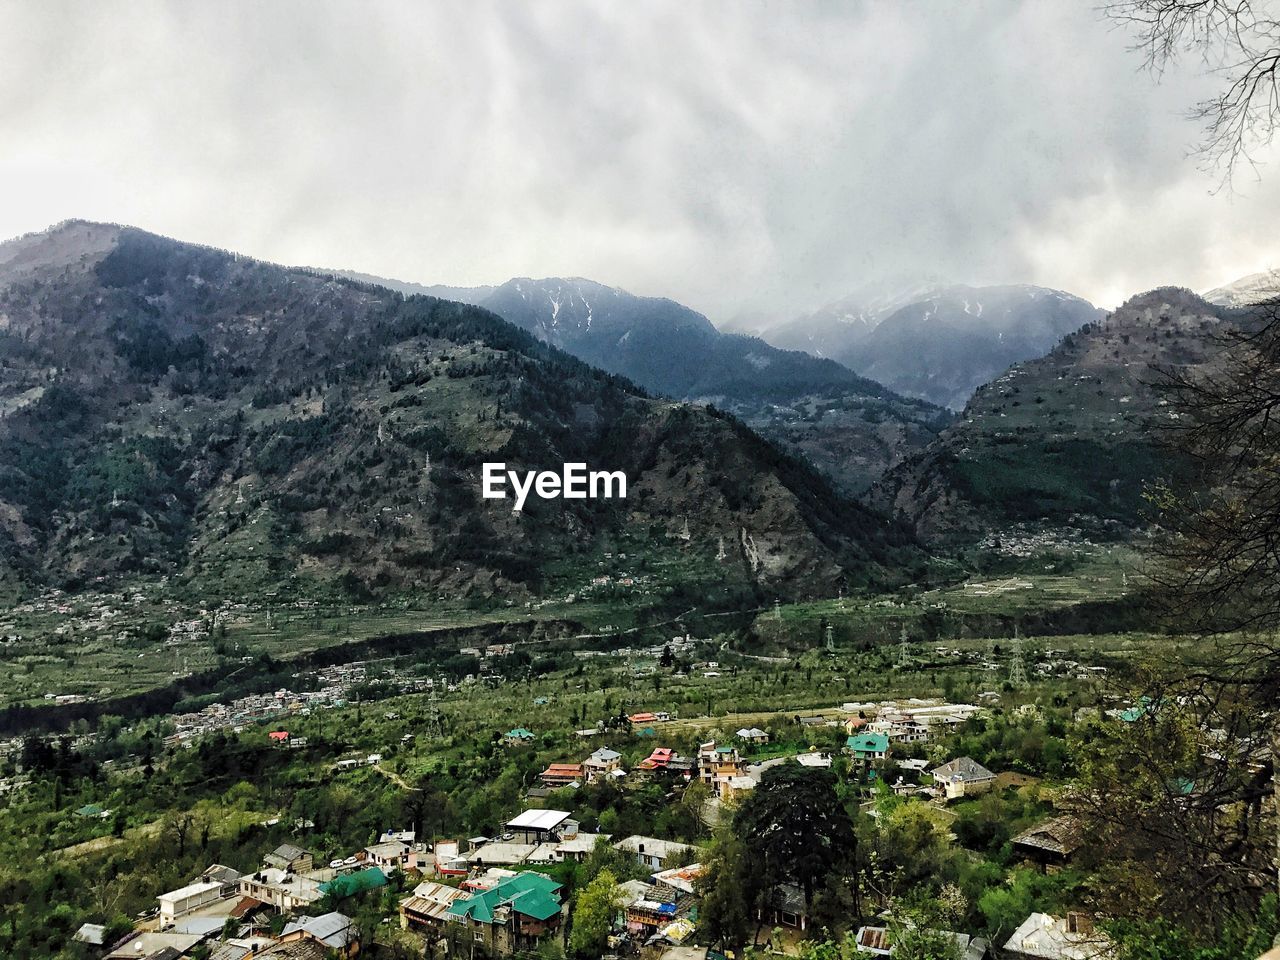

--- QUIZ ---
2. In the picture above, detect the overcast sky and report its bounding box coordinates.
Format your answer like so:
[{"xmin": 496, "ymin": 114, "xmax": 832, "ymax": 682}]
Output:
[{"xmin": 3, "ymin": 1, "xmax": 1279, "ymax": 323}]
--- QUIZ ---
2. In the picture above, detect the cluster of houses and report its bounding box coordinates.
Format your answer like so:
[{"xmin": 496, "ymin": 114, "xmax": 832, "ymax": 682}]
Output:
[
  {"xmin": 164, "ymin": 660, "xmax": 429, "ymax": 749},
  {"xmin": 399, "ymin": 824, "xmax": 704, "ymax": 956},
  {"xmin": 75, "ymin": 830, "xmax": 436, "ymax": 960}
]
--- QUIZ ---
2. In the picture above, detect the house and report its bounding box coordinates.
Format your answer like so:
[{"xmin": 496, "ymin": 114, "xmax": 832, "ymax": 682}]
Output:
[
  {"xmin": 278, "ymin": 912, "xmax": 359, "ymax": 958},
  {"xmin": 628, "ymin": 711, "xmax": 670, "ymax": 726},
  {"xmin": 319, "ymin": 867, "xmax": 388, "ymax": 901},
  {"xmin": 721, "ymin": 775, "xmax": 757, "ymax": 803},
  {"xmin": 1012, "ymin": 816, "xmax": 1085, "ymax": 868},
  {"xmin": 846, "ymin": 732, "xmax": 890, "ymax": 762},
  {"xmin": 888, "ymin": 718, "xmax": 931, "ymax": 743},
  {"xmin": 555, "ymin": 832, "xmax": 608, "ymax": 863},
  {"xmin": 843, "ymin": 716, "xmax": 868, "ymax": 735},
  {"xmin": 505, "ymin": 809, "xmax": 577, "ymax": 845},
  {"xmin": 635, "ymin": 746, "xmax": 676, "ymax": 776},
  {"xmin": 465, "ymin": 840, "xmax": 537, "ymax": 868},
  {"xmin": 539, "ymin": 763, "xmax": 583, "ymax": 788},
  {"xmin": 1003, "ymin": 913, "xmax": 1115, "ymax": 959},
  {"xmin": 105, "ymin": 931, "xmax": 206, "ymax": 959},
  {"xmin": 400, "ymin": 880, "xmax": 467, "ymax": 932},
  {"xmin": 795, "ymin": 752, "xmax": 833, "ymax": 768},
  {"xmin": 503, "ymin": 728, "xmax": 536, "ymax": 746},
  {"xmin": 634, "ymin": 747, "xmax": 693, "ymax": 781},
  {"xmin": 157, "ymin": 879, "xmax": 226, "ymax": 926},
  {"xmin": 446, "ymin": 870, "xmax": 565, "ymax": 955},
  {"xmin": 931, "ymin": 757, "xmax": 996, "ymax": 800},
  {"xmin": 434, "ymin": 840, "xmax": 469, "ymax": 877},
  {"xmin": 697, "ymin": 741, "xmax": 744, "ymax": 797},
  {"xmin": 72, "ymin": 923, "xmax": 106, "ymax": 946},
  {"xmin": 364, "ymin": 839, "xmax": 412, "ymax": 871},
  {"xmin": 74, "ymin": 803, "xmax": 111, "ymax": 819},
  {"xmin": 238, "ymin": 869, "xmax": 324, "ymax": 911},
  {"xmin": 263, "ymin": 843, "xmax": 314, "ymax": 873},
  {"xmin": 652, "ymin": 863, "xmax": 705, "ymax": 899},
  {"xmin": 268, "ymin": 731, "xmax": 289, "ymax": 744},
  {"xmin": 856, "ymin": 926, "xmax": 986, "ymax": 959},
  {"xmin": 1114, "ymin": 696, "xmax": 1157, "ymax": 723},
  {"xmin": 759, "ymin": 882, "xmax": 808, "ymax": 930},
  {"xmin": 736, "ymin": 727, "xmax": 769, "ymax": 745},
  {"xmin": 583, "ymin": 747, "xmax": 623, "ymax": 782},
  {"xmin": 614, "ymin": 836, "xmax": 697, "ymax": 871}
]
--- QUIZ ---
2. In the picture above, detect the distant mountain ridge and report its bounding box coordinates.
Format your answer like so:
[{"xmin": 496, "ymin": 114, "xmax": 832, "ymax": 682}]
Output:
[
  {"xmin": 755, "ymin": 277, "xmax": 951, "ymax": 358},
  {"xmin": 756, "ymin": 282, "xmax": 1103, "ymax": 410},
  {"xmin": 335, "ymin": 271, "xmax": 952, "ymax": 495},
  {"xmin": 1204, "ymin": 270, "xmax": 1280, "ymax": 307}
]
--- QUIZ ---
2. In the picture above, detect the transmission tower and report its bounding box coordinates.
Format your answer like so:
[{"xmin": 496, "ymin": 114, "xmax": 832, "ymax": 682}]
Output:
[
  {"xmin": 1008, "ymin": 632, "xmax": 1028, "ymax": 688},
  {"xmin": 427, "ymin": 693, "xmax": 442, "ymax": 738},
  {"xmin": 896, "ymin": 626, "xmax": 911, "ymax": 669},
  {"xmin": 825, "ymin": 623, "xmax": 835, "ymax": 653}
]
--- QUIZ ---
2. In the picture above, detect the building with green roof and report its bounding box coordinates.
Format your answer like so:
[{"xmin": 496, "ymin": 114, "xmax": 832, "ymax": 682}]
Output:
[
  {"xmin": 320, "ymin": 866, "xmax": 388, "ymax": 900},
  {"xmin": 503, "ymin": 727, "xmax": 536, "ymax": 746},
  {"xmin": 846, "ymin": 732, "xmax": 890, "ymax": 762},
  {"xmin": 446, "ymin": 871, "xmax": 564, "ymax": 954}
]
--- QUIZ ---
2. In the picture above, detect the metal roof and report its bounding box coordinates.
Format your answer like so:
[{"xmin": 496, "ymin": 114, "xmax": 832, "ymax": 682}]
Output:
[
  {"xmin": 931, "ymin": 756, "xmax": 995, "ymax": 781},
  {"xmin": 506, "ymin": 809, "xmax": 571, "ymax": 830},
  {"xmin": 281, "ymin": 911, "xmax": 355, "ymax": 948}
]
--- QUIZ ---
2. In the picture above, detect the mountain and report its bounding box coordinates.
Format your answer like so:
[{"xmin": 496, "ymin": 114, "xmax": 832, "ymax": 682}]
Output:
[
  {"xmin": 758, "ymin": 283, "xmax": 1103, "ymax": 410},
  {"xmin": 754, "ymin": 277, "xmax": 950, "ymax": 358},
  {"xmin": 1204, "ymin": 270, "xmax": 1280, "ymax": 307},
  {"xmin": 338, "ymin": 274, "xmax": 951, "ymax": 495},
  {"xmin": 870, "ymin": 287, "xmax": 1228, "ymax": 544},
  {"xmin": 0, "ymin": 221, "xmax": 918, "ymax": 604}
]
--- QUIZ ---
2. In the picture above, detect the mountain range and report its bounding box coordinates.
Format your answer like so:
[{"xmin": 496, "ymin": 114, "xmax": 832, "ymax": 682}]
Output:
[
  {"xmin": 0, "ymin": 221, "xmax": 918, "ymax": 604},
  {"xmin": 336, "ymin": 273, "xmax": 952, "ymax": 495},
  {"xmin": 2, "ymin": 220, "xmax": 1265, "ymax": 605},
  {"xmin": 755, "ymin": 283, "xmax": 1104, "ymax": 410}
]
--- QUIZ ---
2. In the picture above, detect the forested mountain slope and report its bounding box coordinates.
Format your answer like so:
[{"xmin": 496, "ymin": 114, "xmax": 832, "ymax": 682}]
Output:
[
  {"xmin": 0, "ymin": 222, "xmax": 916, "ymax": 603},
  {"xmin": 337, "ymin": 273, "xmax": 951, "ymax": 495},
  {"xmin": 870, "ymin": 287, "xmax": 1228, "ymax": 543}
]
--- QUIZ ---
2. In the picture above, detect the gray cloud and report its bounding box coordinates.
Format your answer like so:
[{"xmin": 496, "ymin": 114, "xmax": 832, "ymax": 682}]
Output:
[{"xmin": 2, "ymin": 0, "xmax": 1277, "ymax": 321}]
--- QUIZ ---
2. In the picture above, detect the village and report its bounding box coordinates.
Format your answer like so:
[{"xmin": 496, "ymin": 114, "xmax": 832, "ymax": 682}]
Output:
[
  {"xmin": 41, "ymin": 656, "xmax": 1154, "ymax": 960},
  {"xmin": 0, "ymin": 577, "xmax": 1251, "ymax": 960}
]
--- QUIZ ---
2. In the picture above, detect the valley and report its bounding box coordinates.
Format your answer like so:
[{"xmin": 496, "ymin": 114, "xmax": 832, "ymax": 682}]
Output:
[{"xmin": 0, "ymin": 221, "xmax": 1276, "ymax": 960}]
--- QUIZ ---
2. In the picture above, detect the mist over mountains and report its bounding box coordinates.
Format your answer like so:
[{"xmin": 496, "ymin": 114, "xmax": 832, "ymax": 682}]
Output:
[{"xmin": 751, "ymin": 283, "xmax": 1104, "ymax": 410}]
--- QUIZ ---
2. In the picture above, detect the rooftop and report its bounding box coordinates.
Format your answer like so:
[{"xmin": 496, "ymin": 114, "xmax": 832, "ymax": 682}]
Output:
[
  {"xmin": 281, "ymin": 911, "xmax": 355, "ymax": 949},
  {"xmin": 159, "ymin": 879, "xmax": 224, "ymax": 904},
  {"xmin": 1003, "ymin": 913, "xmax": 1115, "ymax": 960},
  {"xmin": 931, "ymin": 756, "xmax": 995, "ymax": 781},
  {"xmin": 507, "ymin": 809, "xmax": 572, "ymax": 831}
]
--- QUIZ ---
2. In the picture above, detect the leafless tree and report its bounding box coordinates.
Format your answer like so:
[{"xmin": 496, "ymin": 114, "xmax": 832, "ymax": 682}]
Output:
[
  {"xmin": 1107, "ymin": 0, "xmax": 1280, "ymax": 179},
  {"xmin": 1148, "ymin": 296, "xmax": 1280, "ymax": 645},
  {"xmin": 1133, "ymin": 293, "xmax": 1280, "ymax": 910}
]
